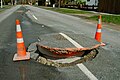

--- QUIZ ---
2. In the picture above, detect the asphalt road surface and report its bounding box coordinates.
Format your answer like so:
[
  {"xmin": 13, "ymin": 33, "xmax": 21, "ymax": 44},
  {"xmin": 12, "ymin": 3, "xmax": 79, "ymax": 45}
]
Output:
[{"xmin": 0, "ymin": 5, "xmax": 120, "ymax": 80}]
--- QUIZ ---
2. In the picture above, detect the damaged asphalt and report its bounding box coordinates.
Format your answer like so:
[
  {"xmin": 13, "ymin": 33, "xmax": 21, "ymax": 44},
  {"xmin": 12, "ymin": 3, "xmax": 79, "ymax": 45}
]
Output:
[{"xmin": 0, "ymin": 5, "xmax": 120, "ymax": 80}]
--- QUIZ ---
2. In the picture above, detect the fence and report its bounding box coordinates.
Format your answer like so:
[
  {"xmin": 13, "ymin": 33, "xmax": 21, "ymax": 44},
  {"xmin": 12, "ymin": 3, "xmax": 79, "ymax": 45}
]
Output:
[{"xmin": 64, "ymin": 4, "xmax": 98, "ymax": 11}]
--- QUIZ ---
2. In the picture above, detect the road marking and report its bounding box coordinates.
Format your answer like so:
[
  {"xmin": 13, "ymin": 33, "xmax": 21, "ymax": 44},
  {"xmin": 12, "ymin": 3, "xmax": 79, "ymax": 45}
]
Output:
[
  {"xmin": 59, "ymin": 33, "xmax": 98, "ymax": 80},
  {"xmin": 32, "ymin": 15, "xmax": 38, "ymax": 20},
  {"xmin": 27, "ymin": 10, "xmax": 38, "ymax": 20}
]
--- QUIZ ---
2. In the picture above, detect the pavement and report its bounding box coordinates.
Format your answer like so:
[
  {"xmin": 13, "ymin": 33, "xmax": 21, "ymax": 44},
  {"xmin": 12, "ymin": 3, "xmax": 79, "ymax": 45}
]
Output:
[{"xmin": 0, "ymin": 5, "xmax": 120, "ymax": 80}]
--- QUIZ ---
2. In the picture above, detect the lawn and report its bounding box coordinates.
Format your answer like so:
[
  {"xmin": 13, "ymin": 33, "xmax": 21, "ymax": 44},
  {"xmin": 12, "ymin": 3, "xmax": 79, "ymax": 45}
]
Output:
[
  {"xmin": 42, "ymin": 7, "xmax": 91, "ymax": 14},
  {"xmin": 0, "ymin": 5, "xmax": 13, "ymax": 13},
  {"xmin": 88, "ymin": 15, "xmax": 120, "ymax": 25},
  {"xmin": 40, "ymin": 6, "xmax": 120, "ymax": 25}
]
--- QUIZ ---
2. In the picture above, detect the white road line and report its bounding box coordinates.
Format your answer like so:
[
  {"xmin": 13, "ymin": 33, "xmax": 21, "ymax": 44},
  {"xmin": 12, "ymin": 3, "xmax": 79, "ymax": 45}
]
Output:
[
  {"xmin": 32, "ymin": 15, "xmax": 38, "ymax": 20},
  {"xmin": 59, "ymin": 33, "xmax": 98, "ymax": 80},
  {"xmin": 27, "ymin": 10, "xmax": 38, "ymax": 20}
]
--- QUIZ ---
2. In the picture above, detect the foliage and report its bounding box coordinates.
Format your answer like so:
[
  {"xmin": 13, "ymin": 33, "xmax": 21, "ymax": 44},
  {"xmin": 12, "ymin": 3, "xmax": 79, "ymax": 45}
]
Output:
[
  {"xmin": 76, "ymin": 0, "xmax": 86, "ymax": 4},
  {"xmin": 4, "ymin": 0, "xmax": 11, "ymax": 3}
]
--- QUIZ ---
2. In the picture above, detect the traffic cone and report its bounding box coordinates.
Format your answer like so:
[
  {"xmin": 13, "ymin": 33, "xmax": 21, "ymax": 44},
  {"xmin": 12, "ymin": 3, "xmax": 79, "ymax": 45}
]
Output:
[
  {"xmin": 95, "ymin": 15, "xmax": 102, "ymax": 42},
  {"xmin": 95, "ymin": 15, "xmax": 105, "ymax": 46},
  {"xmin": 13, "ymin": 19, "xmax": 30, "ymax": 61}
]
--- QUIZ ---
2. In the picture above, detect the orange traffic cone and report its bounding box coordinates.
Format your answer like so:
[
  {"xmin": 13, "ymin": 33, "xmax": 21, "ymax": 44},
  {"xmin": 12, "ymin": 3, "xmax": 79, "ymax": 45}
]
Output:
[
  {"xmin": 95, "ymin": 15, "xmax": 102, "ymax": 42},
  {"xmin": 13, "ymin": 19, "xmax": 30, "ymax": 61},
  {"xmin": 95, "ymin": 15, "xmax": 105, "ymax": 46}
]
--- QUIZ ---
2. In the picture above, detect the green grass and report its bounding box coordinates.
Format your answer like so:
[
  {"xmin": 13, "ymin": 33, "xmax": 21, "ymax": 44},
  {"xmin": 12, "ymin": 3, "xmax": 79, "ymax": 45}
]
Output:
[
  {"xmin": 41, "ymin": 6, "xmax": 120, "ymax": 25},
  {"xmin": 43, "ymin": 7, "xmax": 91, "ymax": 14},
  {"xmin": 0, "ymin": 5, "xmax": 13, "ymax": 13},
  {"xmin": 88, "ymin": 15, "xmax": 120, "ymax": 25}
]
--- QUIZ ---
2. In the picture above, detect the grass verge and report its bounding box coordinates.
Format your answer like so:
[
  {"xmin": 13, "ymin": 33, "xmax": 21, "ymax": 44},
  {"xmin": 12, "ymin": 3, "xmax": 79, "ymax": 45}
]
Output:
[
  {"xmin": 42, "ymin": 7, "xmax": 91, "ymax": 14},
  {"xmin": 88, "ymin": 15, "xmax": 120, "ymax": 25},
  {"xmin": 0, "ymin": 5, "xmax": 13, "ymax": 13},
  {"xmin": 40, "ymin": 6, "xmax": 120, "ymax": 25}
]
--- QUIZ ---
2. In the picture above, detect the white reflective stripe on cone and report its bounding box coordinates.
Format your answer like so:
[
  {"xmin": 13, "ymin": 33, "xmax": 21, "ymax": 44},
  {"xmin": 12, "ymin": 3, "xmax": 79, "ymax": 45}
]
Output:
[
  {"xmin": 98, "ymin": 19, "xmax": 101, "ymax": 24},
  {"xmin": 17, "ymin": 38, "xmax": 24, "ymax": 43},
  {"xmin": 16, "ymin": 25, "xmax": 21, "ymax": 32},
  {"xmin": 97, "ymin": 29, "xmax": 101, "ymax": 32}
]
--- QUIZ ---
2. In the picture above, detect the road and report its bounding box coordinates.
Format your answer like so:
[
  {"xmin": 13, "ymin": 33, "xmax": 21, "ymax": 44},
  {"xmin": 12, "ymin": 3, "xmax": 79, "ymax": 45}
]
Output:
[{"xmin": 0, "ymin": 5, "xmax": 120, "ymax": 80}]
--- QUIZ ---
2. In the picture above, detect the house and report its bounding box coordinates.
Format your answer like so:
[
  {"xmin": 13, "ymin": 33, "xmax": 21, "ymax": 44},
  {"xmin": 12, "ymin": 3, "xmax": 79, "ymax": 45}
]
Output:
[
  {"xmin": 85, "ymin": 0, "xmax": 98, "ymax": 6},
  {"xmin": 80, "ymin": 0, "xmax": 98, "ymax": 10}
]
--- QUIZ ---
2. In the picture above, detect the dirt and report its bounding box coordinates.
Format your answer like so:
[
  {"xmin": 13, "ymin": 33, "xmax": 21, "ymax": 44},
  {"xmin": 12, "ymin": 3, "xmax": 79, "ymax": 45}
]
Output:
[{"xmin": 37, "ymin": 48, "xmax": 98, "ymax": 67}]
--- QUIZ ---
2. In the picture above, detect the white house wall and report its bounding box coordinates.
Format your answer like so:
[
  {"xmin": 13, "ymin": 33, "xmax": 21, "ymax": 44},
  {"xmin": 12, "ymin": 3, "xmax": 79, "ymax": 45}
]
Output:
[{"xmin": 85, "ymin": 0, "xmax": 98, "ymax": 5}]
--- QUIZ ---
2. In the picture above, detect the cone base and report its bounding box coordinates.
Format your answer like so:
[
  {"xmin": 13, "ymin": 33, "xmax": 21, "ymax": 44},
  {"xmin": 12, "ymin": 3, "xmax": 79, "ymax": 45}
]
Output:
[{"xmin": 13, "ymin": 52, "xmax": 30, "ymax": 61}]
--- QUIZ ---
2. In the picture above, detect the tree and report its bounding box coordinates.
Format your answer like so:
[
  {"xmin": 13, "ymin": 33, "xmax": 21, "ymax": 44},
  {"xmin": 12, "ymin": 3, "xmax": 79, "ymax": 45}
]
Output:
[
  {"xmin": 4, "ymin": 0, "xmax": 11, "ymax": 4},
  {"xmin": 76, "ymin": 0, "xmax": 85, "ymax": 5}
]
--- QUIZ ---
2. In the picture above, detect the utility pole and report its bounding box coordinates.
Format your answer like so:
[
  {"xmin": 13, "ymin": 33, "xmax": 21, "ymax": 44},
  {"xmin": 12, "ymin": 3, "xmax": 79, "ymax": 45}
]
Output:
[{"xmin": 1, "ymin": 0, "xmax": 3, "ymax": 8}]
